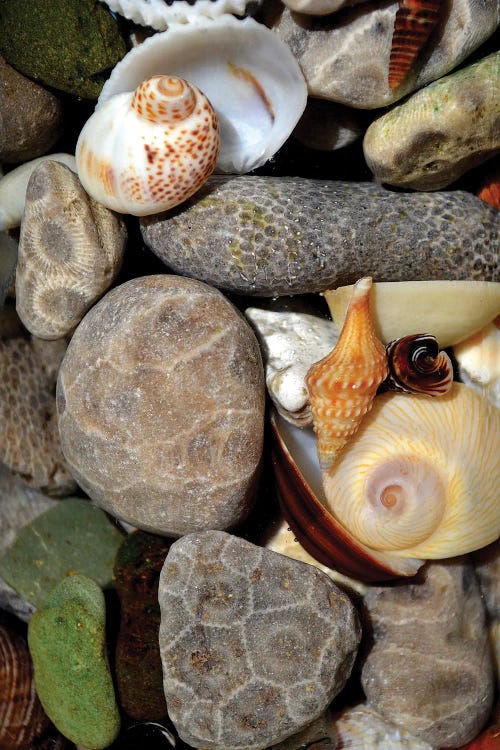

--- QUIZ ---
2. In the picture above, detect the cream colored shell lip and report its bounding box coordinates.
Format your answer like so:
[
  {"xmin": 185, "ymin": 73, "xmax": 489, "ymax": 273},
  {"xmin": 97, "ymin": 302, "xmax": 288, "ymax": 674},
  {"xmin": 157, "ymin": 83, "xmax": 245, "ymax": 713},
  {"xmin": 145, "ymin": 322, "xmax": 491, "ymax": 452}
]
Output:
[
  {"xmin": 325, "ymin": 280, "xmax": 500, "ymax": 348},
  {"xmin": 454, "ymin": 319, "xmax": 500, "ymax": 409},
  {"xmin": 98, "ymin": 16, "xmax": 307, "ymax": 174},
  {"xmin": 101, "ymin": 0, "xmax": 262, "ymax": 29}
]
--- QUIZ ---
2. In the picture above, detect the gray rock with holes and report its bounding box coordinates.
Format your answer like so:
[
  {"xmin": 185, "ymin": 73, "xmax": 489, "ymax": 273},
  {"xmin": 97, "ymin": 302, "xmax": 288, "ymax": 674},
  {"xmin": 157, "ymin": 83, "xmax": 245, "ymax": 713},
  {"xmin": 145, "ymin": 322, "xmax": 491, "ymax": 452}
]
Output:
[{"xmin": 158, "ymin": 530, "xmax": 361, "ymax": 750}]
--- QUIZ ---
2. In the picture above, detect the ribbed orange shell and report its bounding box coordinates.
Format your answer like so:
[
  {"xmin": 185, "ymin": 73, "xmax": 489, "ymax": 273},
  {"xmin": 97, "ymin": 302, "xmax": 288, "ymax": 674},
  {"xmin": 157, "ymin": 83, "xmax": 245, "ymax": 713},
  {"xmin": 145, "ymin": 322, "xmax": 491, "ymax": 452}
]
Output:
[
  {"xmin": 388, "ymin": 0, "xmax": 444, "ymax": 89},
  {"xmin": 305, "ymin": 277, "xmax": 388, "ymax": 472},
  {"xmin": 477, "ymin": 176, "xmax": 500, "ymax": 209}
]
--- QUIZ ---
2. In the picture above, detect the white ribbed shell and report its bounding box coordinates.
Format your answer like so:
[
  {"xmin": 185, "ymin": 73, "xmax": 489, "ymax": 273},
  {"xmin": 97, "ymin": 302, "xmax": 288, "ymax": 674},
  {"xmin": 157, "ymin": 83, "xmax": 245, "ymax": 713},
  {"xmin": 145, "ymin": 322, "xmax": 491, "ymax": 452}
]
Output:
[{"xmin": 101, "ymin": 0, "xmax": 261, "ymax": 29}]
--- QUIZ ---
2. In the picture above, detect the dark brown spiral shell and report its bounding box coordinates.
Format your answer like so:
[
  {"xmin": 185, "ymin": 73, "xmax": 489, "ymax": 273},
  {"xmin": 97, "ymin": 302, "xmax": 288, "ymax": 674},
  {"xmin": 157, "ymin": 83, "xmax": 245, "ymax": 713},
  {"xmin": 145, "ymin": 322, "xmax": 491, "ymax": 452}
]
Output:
[
  {"xmin": 384, "ymin": 333, "xmax": 453, "ymax": 396},
  {"xmin": 388, "ymin": 0, "xmax": 444, "ymax": 89}
]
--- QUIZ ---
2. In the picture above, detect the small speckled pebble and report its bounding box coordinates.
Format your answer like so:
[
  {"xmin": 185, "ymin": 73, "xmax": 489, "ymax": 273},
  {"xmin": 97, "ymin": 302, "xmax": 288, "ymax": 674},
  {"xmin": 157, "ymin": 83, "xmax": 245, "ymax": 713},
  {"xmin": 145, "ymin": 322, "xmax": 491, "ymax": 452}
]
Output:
[{"xmin": 28, "ymin": 574, "xmax": 120, "ymax": 750}]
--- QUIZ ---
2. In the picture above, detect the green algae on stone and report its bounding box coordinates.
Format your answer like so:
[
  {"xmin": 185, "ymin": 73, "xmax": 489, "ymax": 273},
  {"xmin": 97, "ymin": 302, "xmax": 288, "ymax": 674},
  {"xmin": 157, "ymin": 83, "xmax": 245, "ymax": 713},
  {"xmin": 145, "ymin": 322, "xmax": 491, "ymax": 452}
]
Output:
[
  {"xmin": 0, "ymin": 498, "xmax": 125, "ymax": 609},
  {"xmin": 114, "ymin": 531, "xmax": 172, "ymax": 721},
  {"xmin": 28, "ymin": 574, "xmax": 120, "ymax": 749},
  {"xmin": 0, "ymin": 0, "xmax": 126, "ymax": 98}
]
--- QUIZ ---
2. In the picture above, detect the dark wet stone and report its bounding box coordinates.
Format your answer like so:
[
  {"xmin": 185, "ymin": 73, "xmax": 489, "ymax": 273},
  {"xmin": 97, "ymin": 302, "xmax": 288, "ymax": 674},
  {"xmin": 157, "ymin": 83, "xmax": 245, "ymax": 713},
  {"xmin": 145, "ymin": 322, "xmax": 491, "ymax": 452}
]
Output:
[{"xmin": 114, "ymin": 531, "xmax": 172, "ymax": 721}]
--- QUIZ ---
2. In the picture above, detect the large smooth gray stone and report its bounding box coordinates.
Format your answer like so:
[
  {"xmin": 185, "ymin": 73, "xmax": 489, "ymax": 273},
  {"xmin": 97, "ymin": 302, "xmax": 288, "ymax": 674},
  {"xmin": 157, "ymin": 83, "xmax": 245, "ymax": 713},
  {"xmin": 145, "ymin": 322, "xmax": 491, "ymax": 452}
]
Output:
[{"xmin": 140, "ymin": 177, "xmax": 499, "ymax": 296}]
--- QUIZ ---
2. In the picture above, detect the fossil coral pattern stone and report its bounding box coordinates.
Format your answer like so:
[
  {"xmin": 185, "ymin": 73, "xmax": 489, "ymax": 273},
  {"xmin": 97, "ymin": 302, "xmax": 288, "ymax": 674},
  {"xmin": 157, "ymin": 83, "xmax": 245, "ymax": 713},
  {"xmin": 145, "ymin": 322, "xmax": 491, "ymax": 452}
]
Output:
[
  {"xmin": 114, "ymin": 531, "xmax": 171, "ymax": 721},
  {"xmin": 0, "ymin": 464, "xmax": 58, "ymax": 621},
  {"xmin": 16, "ymin": 160, "xmax": 126, "ymax": 340},
  {"xmin": 361, "ymin": 560, "xmax": 494, "ymax": 747},
  {"xmin": 0, "ymin": 498, "xmax": 124, "ymax": 610},
  {"xmin": 364, "ymin": 52, "xmax": 500, "ymax": 190},
  {"xmin": 266, "ymin": 0, "xmax": 498, "ymax": 108},
  {"xmin": 0, "ymin": 0, "xmax": 126, "ymax": 99},
  {"xmin": 333, "ymin": 703, "xmax": 435, "ymax": 749},
  {"xmin": 0, "ymin": 623, "xmax": 54, "ymax": 750},
  {"xmin": 473, "ymin": 541, "xmax": 500, "ymax": 682},
  {"xmin": 158, "ymin": 530, "xmax": 361, "ymax": 750},
  {"xmin": 0, "ymin": 336, "xmax": 76, "ymax": 496},
  {"xmin": 140, "ymin": 176, "xmax": 499, "ymax": 297},
  {"xmin": 28, "ymin": 574, "xmax": 120, "ymax": 749},
  {"xmin": 57, "ymin": 275, "xmax": 265, "ymax": 537},
  {"xmin": 0, "ymin": 56, "xmax": 63, "ymax": 163}
]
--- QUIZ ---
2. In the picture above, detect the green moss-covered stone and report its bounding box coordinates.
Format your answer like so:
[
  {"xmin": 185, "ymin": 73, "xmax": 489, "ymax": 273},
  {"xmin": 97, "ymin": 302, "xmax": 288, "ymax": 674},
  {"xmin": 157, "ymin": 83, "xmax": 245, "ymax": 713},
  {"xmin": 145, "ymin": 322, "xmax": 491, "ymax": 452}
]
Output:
[
  {"xmin": 0, "ymin": 498, "xmax": 125, "ymax": 609},
  {"xmin": 28, "ymin": 574, "xmax": 120, "ymax": 749},
  {"xmin": 114, "ymin": 531, "xmax": 171, "ymax": 721},
  {"xmin": 0, "ymin": 0, "xmax": 126, "ymax": 98}
]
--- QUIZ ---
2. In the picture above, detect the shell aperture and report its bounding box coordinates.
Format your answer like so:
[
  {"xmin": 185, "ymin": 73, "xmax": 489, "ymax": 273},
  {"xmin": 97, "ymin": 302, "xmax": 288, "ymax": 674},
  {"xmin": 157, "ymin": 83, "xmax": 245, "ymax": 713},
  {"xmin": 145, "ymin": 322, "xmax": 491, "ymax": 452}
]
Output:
[
  {"xmin": 76, "ymin": 75, "xmax": 220, "ymax": 216},
  {"xmin": 306, "ymin": 277, "xmax": 389, "ymax": 473}
]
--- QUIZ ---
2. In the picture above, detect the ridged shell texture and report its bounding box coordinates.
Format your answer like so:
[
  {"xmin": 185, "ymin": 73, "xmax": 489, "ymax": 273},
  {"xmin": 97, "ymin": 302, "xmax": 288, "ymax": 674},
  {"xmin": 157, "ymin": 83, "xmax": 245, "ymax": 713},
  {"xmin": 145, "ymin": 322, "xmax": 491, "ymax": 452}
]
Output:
[
  {"xmin": 76, "ymin": 75, "xmax": 220, "ymax": 216},
  {"xmin": 389, "ymin": 0, "xmax": 444, "ymax": 89}
]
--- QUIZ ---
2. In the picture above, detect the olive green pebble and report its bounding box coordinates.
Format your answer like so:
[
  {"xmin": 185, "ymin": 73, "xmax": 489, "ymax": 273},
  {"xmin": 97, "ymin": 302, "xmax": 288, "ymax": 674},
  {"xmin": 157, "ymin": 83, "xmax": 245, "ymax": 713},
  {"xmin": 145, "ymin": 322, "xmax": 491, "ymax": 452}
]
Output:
[
  {"xmin": 28, "ymin": 574, "xmax": 120, "ymax": 749},
  {"xmin": 0, "ymin": 0, "xmax": 126, "ymax": 99},
  {"xmin": 0, "ymin": 498, "xmax": 125, "ymax": 609}
]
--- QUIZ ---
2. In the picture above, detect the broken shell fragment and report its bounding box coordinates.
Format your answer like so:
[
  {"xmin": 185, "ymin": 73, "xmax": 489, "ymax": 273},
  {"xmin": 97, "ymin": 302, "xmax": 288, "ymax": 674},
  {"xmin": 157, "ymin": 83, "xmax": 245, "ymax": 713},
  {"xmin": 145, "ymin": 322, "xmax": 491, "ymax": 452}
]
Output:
[
  {"xmin": 384, "ymin": 334, "xmax": 453, "ymax": 396},
  {"xmin": 76, "ymin": 75, "xmax": 219, "ymax": 216},
  {"xmin": 325, "ymin": 280, "xmax": 500, "ymax": 348},
  {"xmin": 98, "ymin": 16, "xmax": 307, "ymax": 174}
]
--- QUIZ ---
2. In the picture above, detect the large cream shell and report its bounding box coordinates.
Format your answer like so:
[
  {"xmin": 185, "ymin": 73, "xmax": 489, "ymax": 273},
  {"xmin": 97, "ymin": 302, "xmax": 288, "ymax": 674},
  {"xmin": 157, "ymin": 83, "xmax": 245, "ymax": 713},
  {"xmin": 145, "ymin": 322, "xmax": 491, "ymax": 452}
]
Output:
[
  {"xmin": 324, "ymin": 383, "xmax": 500, "ymax": 559},
  {"xmin": 98, "ymin": 16, "xmax": 307, "ymax": 175},
  {"xmin": 325, "ymin": 280, "xmax": 500, "ymax": 348}
]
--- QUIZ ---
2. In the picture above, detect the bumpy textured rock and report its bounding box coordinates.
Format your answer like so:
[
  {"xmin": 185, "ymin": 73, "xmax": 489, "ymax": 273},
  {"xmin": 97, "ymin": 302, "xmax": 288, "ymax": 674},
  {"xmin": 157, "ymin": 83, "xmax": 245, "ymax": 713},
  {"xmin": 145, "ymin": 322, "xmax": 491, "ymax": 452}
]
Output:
[
  {"xmin": 28, "ymin": 574, "xmax": 120, "ymax": 749},
  {"xmin": 266, "ymin": 0, "xmax": 498, "ymax": 108},
  {"xmin": 16, "ymin": 161, "xmax": 126, "ymax": 340},
  {"xmin": 0, "ymin": 498, "xmax": 124, "ymax": 609},
  {"xmin": 364, "ymin": 52, "xmax": 500, "ymax": 190},
  {"xmin": 57, "ymin": 275, "xmax": 265, "ymax": 536},
  {"xmin": 0, "ymin": 464, "xmax": 58, "ymax": 620},
  {"xmin": 0, "ymin": 336, "xmax": 76, "ymax": 496},
  {"xmin": 140, "ymin": 177, "xmax": 499, "ymax": 296},
  {"xmin": 114, "ymin": 531, "xmax": 171, "ymax": 721},
  {"xmin": 361, "ymin": 560, "xmax": 494, "ymax": 747},
  {"xmin": 158, "ymin": 530, "xmax": 361, "ymax": 750},
  {"xmin": 0, "ymin": 0, "xmax": 126, "ymax": 99},
  {"xmin": 473, "ymin": 540, "xmax": 500, "ymax": 681},
  {"xmin": 0, "ymin": 56, "xmax": 63, "ymax": 163}
]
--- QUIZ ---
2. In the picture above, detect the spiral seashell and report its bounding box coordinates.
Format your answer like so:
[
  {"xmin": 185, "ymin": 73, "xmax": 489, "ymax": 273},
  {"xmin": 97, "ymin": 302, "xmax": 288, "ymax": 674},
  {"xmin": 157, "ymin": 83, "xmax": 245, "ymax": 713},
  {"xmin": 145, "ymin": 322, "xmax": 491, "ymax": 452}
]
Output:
[
  {"xmin": 76, "ymin": 75, "xmax": 219, "ymax": 216},
  {"xmin": 305, "ymin": 277, "xmax": 388, "ymax": 472},
  {"xmin": 323, "ymin": 384, "xmax": 500, "ymax": 560},
  {"xmin": 384, "ymin": 334, "xmax": 453, "ymax": 396},
  {"xmin": 388, "ymin": 0, "xmax": 444, "ymax": 89}
]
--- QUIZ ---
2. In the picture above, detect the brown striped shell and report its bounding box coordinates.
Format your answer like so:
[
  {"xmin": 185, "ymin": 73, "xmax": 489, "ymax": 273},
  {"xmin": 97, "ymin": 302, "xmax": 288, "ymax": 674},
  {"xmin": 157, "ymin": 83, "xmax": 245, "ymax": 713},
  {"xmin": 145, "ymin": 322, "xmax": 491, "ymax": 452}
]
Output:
[
  {"xmin": 388, "ymin": 0, "xmax": 444, "ymax": 89},
  {"xmin": 384, "ymin": 334, "xmax": 453, "ymax": 396},
  {"xmin": 0, "ymin": 624, "xmax": 51, "ymax": 750},
  {"xmin": 305, "ymin": 277, "xmax": 388, "ymax": 472}
]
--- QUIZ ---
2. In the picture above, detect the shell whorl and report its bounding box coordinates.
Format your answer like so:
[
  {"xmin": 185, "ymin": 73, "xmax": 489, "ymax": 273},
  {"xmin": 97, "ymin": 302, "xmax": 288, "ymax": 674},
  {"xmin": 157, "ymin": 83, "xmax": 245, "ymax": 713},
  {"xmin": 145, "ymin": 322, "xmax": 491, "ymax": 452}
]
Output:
[
  {"xmin": 131, "ymin": 75, "xmax": 197, "ymax": 124},
  {"xmin": 305, "ymin": 277, "xmax": 389, "ymax": 472},
  {"xmin": 388, "ymin": 0, "xmax": 444, "ymax": 89},
  {"xmin": 384, "ymin": 333, "xmax": 453, "ymax": 396},
  {"xmin": 323, "ymin": 384, "xmax": 500, "ymax": 559}
]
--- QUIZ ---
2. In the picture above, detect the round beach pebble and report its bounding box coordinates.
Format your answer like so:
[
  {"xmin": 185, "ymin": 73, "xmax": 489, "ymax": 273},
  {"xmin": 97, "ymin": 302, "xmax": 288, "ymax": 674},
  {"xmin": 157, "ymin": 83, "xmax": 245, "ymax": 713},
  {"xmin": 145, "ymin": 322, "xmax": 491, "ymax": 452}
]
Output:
[
  {"xmin": 57, "ymin": 275, "xmax": 265, "ymax": 537},
  {"xmin": 158, "ymin": 530, "xmax": 361, "ymax": 749}
]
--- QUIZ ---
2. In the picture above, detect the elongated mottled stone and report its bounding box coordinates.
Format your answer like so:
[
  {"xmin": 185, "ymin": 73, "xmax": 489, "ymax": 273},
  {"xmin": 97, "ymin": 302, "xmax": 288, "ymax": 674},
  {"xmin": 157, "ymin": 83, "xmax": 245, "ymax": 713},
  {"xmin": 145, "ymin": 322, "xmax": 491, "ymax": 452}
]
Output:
[
  {"xmin": 28, "ymin": 574, "xmax": 120, "ymax": 749},
  {"xmin": 364, "ymin": 52, "xmax": 500, "ymax": 190},
  {"xmin": 140, "ymin": 177, "xmax": 499, "ymax": 296}
]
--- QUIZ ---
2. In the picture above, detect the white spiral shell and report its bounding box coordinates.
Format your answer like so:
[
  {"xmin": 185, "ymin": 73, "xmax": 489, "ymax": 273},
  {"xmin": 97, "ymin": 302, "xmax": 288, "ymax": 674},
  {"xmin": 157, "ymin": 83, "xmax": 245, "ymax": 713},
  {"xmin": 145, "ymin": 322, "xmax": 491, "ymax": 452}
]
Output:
[{"xmin": 76, "ymin": 75, "xmax": 219, "ymax": 216}]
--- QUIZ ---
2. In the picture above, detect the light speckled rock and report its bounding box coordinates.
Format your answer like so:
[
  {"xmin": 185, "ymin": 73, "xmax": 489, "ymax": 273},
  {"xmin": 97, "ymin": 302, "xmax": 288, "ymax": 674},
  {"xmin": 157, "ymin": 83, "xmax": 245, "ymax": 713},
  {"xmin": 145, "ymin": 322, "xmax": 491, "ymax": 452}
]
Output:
[
  {"xmin": 473, "ymin": 541, "xmax": 500, "ymax": 682},
  {"xmin": 0, "ymin": 56, "xmax": 63, "ymax": 163},
  {"xmin": 266, "ymin": 0, "xmax": 498, "ymax": 109},
  {"xmin": 0, "ymin": 336, "xmax": 76, "ymax": 496},
  {"xmin": 333, "ymin": 704, "xmax": 435, "ymax": 749},
  {"xmin": 361, "ymin": 560, "xmax": 493, "ymax": 747},
  {"xmin": 364, "ymin": 52, "xmax": 500, "ymax": 190},
  {"xmin": 57, "ymin": 275, "xmax": 265, "ymax": 537},
  {"xmin": 16, "ymin": 161, "xmax": 126, "ymax": 340},
  {"xmin": 158, "ymin": 530, "xmax": 361, "ymax": 750},
  {"xmin": 140, "ymin": 177, "xmax": 499, "ymax": 297},
  {"xmin": 0, "ymin": 463, "xmax": 58, "ymax": 621}
]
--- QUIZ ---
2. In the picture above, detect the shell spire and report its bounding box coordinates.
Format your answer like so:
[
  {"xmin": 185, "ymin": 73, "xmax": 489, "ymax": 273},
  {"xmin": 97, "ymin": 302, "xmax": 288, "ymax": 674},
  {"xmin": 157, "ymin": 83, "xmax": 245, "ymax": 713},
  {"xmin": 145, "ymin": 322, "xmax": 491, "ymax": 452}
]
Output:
[
  {"xmin": 388, "ymin": 0, "xmax": 444, "ymax": 89},
  {"xmin": 306, "ymin": 277, "xmax": 389, "ymax": 472}
]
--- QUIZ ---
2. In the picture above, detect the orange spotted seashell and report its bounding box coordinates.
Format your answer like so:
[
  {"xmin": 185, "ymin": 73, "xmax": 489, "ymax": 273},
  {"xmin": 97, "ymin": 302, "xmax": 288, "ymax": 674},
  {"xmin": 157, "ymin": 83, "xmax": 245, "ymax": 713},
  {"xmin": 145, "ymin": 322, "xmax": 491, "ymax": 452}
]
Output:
[
  {"xmin": 388, "ymin": 0, "xmax": 444, "ymax": 89},
  {"xmin": 305, "ymin": 277, "xmax": 388, "ymax": 472},
  {"xmin": 76, "ymin": 75, "xmax": 220, "ymax": 216}
]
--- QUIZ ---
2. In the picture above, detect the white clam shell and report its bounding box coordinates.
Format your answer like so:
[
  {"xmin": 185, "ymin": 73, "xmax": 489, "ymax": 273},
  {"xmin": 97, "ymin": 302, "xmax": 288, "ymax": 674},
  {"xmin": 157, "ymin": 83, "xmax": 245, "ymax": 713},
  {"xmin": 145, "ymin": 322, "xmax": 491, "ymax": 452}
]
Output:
[
  {"xmin": 0, "ymin": 154, "xmax": 76, "ymax": 231},
  {"xmin": 98, "ymin": 16, "xmax": 308, "ymax": 174},
  {"xmin": 454, "ymin": 320, "xmax": 500, "ymax": 409},
  {"xmin": 76, "ymin": 76, "xmax": 219, "ymax": 216},
  {"xmin": 101, "ymin": 0, "xmax": 261, "ymax": 29}
]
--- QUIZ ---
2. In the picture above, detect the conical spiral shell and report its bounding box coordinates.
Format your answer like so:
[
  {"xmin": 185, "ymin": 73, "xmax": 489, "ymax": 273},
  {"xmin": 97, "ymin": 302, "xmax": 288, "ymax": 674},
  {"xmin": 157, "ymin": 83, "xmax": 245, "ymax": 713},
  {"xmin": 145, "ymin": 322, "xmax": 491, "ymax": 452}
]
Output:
[
  {"xmin": 388, "ymin": 0, "xmax": 444, "ymax": 89},
  {"xmin": 306, "ymin": 277, "xmax": 388, "ymax": 471},
  {"xmin": 76, "ymin": 75, "xmax": 219, "ymax": 216},
  {"xmin": 323, "ymin": 384, "xmax": 500, "ymax": 560}
]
